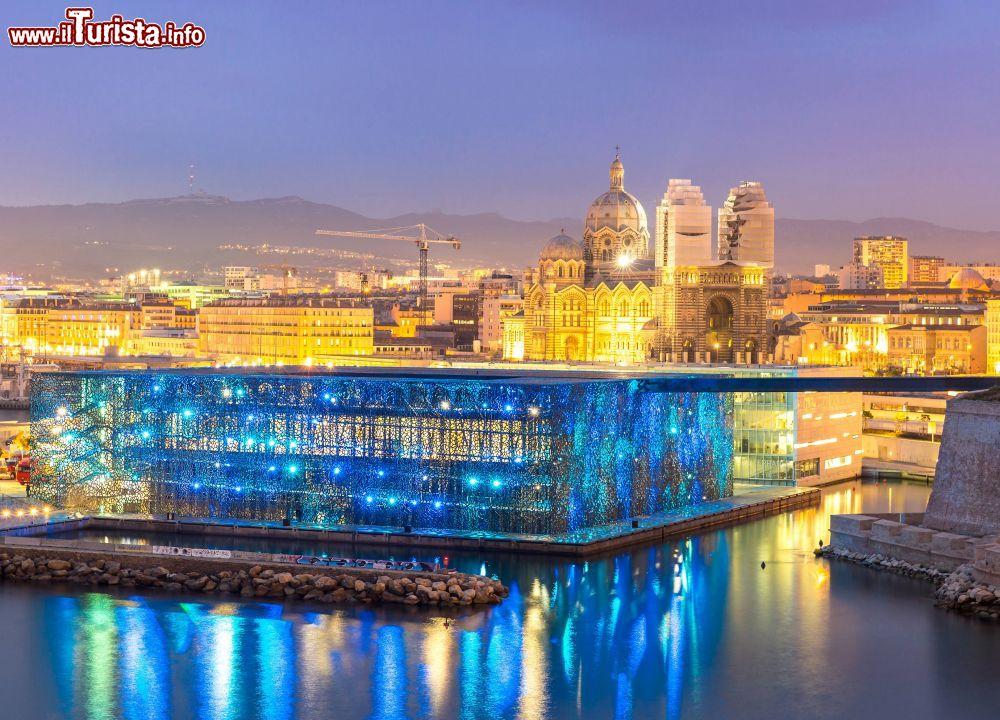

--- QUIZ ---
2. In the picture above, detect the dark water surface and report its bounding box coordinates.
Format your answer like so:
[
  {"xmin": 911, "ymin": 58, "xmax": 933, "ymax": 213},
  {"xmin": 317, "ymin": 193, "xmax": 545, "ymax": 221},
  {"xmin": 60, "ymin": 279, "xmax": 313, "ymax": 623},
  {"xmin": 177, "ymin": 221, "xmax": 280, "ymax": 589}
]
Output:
[{"xmin": 3, "ymin": 479, "xmax": 998, "ymax": 720}]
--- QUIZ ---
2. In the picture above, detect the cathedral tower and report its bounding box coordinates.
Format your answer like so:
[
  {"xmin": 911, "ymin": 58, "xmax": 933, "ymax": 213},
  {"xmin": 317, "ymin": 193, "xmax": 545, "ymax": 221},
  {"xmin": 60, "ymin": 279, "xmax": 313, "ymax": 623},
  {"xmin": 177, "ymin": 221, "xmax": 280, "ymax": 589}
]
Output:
[{"xmin": 583, "ymin": 151, "xmax": 650, "ymax": 269}]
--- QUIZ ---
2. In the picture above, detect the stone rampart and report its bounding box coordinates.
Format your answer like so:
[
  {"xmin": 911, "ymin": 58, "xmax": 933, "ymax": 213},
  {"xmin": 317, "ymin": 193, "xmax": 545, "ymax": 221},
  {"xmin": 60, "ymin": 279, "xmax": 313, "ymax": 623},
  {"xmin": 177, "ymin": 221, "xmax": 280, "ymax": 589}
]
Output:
[
  {"xmin": 828, "ymin": 512, "xmax": 998, "ymax": 573},
  {"xmin": 924, "ymin": 393, "xmax": 1000, "ymax": 536}
]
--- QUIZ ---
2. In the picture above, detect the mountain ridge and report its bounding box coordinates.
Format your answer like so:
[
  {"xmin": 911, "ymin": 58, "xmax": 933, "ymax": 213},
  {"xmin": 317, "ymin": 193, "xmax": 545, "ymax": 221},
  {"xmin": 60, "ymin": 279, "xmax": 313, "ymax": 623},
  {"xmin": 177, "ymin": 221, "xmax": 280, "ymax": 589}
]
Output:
[{"xmin": 0, "ymin": 195, "xmax": 997, "ymax": 279}]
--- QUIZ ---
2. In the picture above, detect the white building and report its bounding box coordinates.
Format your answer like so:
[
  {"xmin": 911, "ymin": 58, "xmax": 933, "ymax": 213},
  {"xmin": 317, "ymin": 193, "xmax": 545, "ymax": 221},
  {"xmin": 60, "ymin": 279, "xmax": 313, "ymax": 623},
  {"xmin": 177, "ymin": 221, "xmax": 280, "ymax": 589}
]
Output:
[
  {"xmin": 122, "ymin": 268, "xmax": 162, "ymax": 294},
  {"xmin": 838, "ymin": 261, "xmax": 884, "ymax": 290},
  {"xmin": 792, "ymin": 388, "xmax": 864, "ymax": 486},
  {"xmin": 861, "ymin": 392, "xmax": 944, "ymax": 479},
  {"xmin": 258, "ymin": 270, "xmax": 303, "ymax": 293},
  {"xmin": 733, "ymin": 366, "xmax": 862, "ymax": 487},
  {"xmin": 480, "ymin": 294, "xmax": 522, "ymax": 352},
  {"xmin": 718, "ymin": 181, "xmax": 774, "ymax": 268},
  {"xmin": 335, "ymin": 269, "xmax": 392, "ymax": 292},
  {"xmin": 655, "ymin": 179, "xmax": 712, "ymax": 270},
  {"xmin": 136, "ymin": 328, "xmax": 200, "ymax": 357},
  {"xmin": 334, "ymin": 271, "xmax": 364, "ymax": 292},
  {"xmin": 223, "ymin": 266, "xmax": 260, "ymax": 291}
]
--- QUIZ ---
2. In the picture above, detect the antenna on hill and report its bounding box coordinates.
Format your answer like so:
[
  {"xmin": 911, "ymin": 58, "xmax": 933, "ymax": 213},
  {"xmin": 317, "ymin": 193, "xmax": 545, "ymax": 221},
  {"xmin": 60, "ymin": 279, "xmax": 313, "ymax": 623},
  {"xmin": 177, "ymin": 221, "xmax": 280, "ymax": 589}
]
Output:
[{"xmin": 187, "ymin": 163, "xmax": 196, "ymax": 193}]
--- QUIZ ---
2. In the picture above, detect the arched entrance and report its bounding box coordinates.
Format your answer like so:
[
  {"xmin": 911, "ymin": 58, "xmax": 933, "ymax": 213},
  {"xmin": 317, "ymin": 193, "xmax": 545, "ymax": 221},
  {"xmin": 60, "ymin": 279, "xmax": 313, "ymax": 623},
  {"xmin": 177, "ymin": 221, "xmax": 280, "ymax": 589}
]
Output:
[
  {"xmin": 706, "ymin": 295, "xmax": 735, "ymax": 363},
  {"xmin": 564, "ymin": 335, "xmax": 580, "ymax": 361}
]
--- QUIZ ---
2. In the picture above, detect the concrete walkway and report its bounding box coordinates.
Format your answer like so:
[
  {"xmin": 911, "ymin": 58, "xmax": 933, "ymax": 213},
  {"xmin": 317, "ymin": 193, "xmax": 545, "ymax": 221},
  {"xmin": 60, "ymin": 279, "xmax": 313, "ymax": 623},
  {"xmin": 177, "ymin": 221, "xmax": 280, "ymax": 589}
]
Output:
[{"xmin": 9, "ymin": 485, "xmax": 820, "ymax": 557}]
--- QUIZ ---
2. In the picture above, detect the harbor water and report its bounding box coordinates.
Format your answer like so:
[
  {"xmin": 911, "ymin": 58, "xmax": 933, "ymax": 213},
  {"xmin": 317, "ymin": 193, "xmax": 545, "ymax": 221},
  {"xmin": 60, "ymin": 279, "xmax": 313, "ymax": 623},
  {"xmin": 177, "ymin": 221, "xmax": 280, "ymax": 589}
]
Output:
[{"xmin": 1, "ymin": 478, "xmax": 997, "ymax": 719}]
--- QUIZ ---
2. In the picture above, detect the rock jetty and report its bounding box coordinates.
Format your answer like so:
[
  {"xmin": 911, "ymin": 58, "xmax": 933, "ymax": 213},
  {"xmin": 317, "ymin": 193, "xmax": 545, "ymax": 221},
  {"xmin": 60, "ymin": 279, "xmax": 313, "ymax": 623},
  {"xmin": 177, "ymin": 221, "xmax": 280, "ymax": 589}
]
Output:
[
  {"xmin": 815, "ymin": 544, "xmax": 948, "ymax": 582},
  {"xmin": 933, "ymin": 564, "xmax": 1000, "ymax": 620},
  {"xmin": 0, "ymin": 550, "xmax": 508, "ymax": 608},
  {"xmin": 817, "ymin": 545, "xmax": 1000, "ymax": 621}
]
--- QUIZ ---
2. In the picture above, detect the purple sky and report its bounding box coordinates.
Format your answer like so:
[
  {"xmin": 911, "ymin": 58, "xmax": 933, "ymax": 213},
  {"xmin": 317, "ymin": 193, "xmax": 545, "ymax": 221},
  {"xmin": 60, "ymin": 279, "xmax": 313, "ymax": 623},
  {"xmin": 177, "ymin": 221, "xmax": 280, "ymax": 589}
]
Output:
[{"xmin": 3, "ymin": 1, "xmax": 999, "ymax": 228}]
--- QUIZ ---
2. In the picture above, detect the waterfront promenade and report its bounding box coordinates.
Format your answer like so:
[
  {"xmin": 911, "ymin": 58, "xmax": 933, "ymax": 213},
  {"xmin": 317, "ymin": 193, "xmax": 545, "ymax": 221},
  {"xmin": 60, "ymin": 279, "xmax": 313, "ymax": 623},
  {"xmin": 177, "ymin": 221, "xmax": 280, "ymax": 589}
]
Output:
[{"xmin": 0, "ymin": 484, "xmax": 817, "ymax": 557}]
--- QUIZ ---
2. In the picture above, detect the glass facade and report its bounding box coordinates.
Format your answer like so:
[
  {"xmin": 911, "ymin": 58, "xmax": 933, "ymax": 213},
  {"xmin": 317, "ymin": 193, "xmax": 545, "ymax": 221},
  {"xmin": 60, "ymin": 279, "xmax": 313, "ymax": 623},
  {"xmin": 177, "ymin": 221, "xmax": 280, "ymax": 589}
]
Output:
[
  {"xmin": 732, "ymin": 391, "xmax": 796, "ymax": 485},
  {"xmin": 30, "ymin": 370, "xmax": 734, "ymax": 536},
  {"xmin": 731, "ymin": 372, "xmax": 863, "ymax": 487}
]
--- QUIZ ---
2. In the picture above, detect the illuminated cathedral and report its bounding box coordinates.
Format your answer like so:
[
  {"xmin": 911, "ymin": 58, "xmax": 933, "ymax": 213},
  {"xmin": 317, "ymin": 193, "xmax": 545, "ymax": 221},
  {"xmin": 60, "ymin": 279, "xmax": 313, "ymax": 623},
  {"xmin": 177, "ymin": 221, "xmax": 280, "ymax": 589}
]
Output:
[{"xmin": 504, "ymin": 153, "xmax": 769, "ymax": 364}]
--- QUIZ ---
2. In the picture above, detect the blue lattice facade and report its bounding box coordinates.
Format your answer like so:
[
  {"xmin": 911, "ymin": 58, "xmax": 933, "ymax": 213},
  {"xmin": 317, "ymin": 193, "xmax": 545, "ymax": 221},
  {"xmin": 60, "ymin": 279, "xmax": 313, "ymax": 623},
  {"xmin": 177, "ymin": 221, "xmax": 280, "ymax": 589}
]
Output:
[{"xmin": 30, "ymin": 370, "xmax": 733, "ymax": 535}]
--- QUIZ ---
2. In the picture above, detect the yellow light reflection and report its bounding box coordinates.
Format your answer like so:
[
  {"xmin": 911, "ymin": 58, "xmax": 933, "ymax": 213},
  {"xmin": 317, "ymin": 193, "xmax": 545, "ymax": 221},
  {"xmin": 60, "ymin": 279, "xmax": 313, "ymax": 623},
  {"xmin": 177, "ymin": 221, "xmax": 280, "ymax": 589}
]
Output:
[
  {"xmin": 422, "ymin": 617, "xmax": 455, "ymax": 715},
  {"xmin": 518, "ymin": 604, "xmax": 550, "ymax": 720}
]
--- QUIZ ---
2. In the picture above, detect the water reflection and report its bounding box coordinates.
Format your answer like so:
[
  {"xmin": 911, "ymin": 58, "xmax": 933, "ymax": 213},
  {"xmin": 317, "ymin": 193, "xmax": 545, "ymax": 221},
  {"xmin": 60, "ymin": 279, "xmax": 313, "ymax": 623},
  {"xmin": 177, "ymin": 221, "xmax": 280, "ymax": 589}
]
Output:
[
  {"xmin": 37, "ymin": 536, "xmax": 730, "ymax": 718},
  {"xmin": 118, "ymin": 598, "xmax": 169, "ymax": 720},
  {"xmin": 13, "ymin": 479, "xmax": 999, "ymax": 719}
]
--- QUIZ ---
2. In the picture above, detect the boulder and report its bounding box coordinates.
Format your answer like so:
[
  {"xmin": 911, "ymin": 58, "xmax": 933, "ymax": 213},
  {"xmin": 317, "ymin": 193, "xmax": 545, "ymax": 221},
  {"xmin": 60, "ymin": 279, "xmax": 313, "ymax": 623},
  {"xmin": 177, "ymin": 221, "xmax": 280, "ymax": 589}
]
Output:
[
  {"xmin": 185, "ymin": 576, "xmax": 209, "ymax": 591},
  {"xmin": 314, "ymin": 575, "xmax": 338, "ymax": 590}
]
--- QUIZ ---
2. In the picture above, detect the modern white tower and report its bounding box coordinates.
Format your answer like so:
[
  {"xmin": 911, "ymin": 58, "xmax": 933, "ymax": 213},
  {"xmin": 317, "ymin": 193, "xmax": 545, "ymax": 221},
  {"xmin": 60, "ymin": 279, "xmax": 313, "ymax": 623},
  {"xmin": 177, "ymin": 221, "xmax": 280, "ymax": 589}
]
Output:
[
  {"xmin": 654, "ymin": 179, "xmax": 712, "ymax": 271},
  {"xmin": 717, "ymin": 181, "xmax": 774, "ymax": 268}
]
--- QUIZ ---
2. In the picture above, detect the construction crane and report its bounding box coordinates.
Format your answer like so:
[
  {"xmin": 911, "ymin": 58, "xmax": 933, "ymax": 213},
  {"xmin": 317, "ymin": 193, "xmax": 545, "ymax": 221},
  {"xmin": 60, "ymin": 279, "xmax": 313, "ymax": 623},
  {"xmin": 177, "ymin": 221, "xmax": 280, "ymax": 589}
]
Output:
[{"xmin": 315, "ymin": 224, "xmax": 461, "ymax": 321}]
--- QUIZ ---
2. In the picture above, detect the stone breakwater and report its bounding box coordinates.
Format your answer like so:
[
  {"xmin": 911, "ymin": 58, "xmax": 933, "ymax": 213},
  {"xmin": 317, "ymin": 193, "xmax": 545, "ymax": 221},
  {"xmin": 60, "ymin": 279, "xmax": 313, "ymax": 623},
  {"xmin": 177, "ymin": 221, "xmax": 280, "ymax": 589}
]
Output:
[
  {"xmin": 817, "ymin": 545, "xmax": 1000, "ymax": 621},
  {"xmin": 0, "ymin": 549, "xmax": 508, "ymax": 608},
  {"xmin": 933, "ymin": 564, "xmax": 1000, "ymax": 620},
  {"xmin": 816, "ymin": 544, "xmax": 948, "ymax": 581}
]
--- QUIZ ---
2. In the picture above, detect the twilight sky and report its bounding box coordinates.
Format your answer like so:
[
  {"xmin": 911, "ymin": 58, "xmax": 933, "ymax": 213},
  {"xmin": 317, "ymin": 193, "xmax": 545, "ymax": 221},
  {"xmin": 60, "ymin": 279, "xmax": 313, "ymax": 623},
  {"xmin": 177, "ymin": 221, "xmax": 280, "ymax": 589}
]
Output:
[{"xmin": 2, "ymin": 0, "xmax": 999, "ymax": 228}]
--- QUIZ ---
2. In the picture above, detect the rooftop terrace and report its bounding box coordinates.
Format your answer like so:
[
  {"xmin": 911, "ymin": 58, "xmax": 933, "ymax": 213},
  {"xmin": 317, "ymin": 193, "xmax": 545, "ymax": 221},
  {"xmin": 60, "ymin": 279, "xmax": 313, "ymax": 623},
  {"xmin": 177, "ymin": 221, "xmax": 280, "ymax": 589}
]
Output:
[{"xmin": 35, "ymin": 365, "xmax": 1000, "ymax": 393}]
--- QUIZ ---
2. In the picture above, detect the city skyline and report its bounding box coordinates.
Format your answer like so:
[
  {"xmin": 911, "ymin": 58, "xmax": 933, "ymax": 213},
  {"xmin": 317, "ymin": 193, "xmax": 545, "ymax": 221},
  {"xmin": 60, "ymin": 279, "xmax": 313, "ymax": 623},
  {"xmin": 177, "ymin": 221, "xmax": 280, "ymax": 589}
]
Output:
[
  {"xmin": 2, "ymin": 5, "xmax": 1000, "ymax": 719},
  {"xmin": 3, "ymin": 1, "xmax": 1000, "ymax": 231}
]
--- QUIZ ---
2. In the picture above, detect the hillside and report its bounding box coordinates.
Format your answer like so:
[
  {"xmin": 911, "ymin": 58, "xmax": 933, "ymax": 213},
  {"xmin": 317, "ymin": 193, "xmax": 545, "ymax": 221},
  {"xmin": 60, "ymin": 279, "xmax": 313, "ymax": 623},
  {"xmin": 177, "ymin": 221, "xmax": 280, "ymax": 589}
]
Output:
[{"xmin": 0, "ymin": 195, "xmax": 997, "ymax": 279}]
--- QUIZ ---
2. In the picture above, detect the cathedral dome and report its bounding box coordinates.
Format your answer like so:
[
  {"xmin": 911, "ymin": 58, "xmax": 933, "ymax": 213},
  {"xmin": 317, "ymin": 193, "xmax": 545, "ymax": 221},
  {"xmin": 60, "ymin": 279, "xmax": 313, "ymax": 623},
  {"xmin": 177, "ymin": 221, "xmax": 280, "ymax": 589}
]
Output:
[
  {"xmin": 585, "ymin": 155, "xmax": 648, "ymax": 235},
  {"xmin": 540, "ymin": 231, "xmax": 583, "ymax": 261},
  {"xmin": 947, "ymin": 267, "xmax": 989, "ymax": 291},
  {"xmin": 583, "ymin": 152, "xmax": 650, "ymax": 265}
]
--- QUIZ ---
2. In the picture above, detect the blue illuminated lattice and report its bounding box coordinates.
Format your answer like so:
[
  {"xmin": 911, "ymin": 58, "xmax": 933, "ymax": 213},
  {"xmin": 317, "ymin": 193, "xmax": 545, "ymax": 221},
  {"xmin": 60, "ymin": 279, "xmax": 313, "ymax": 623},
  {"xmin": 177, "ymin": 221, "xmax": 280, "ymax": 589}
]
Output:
[{"xmin": 30, "ymin": 370, "xmax": 734, "ymax": 535}]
